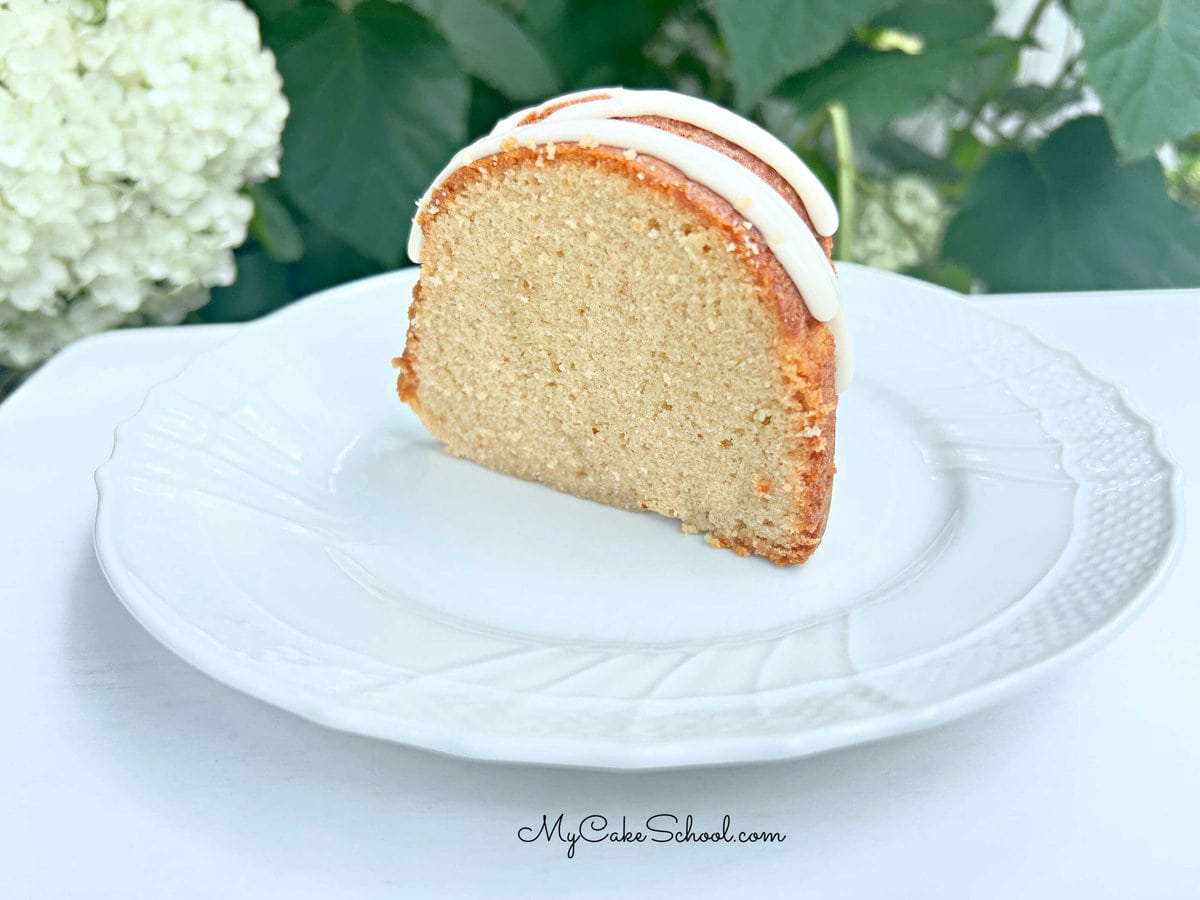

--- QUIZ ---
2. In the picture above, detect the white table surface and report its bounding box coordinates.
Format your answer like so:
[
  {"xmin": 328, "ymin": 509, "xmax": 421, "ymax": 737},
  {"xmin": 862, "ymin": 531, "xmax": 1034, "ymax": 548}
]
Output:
[{"xmin": 2, "ymin": 286, "xmax": 1197, "ymax": 898}]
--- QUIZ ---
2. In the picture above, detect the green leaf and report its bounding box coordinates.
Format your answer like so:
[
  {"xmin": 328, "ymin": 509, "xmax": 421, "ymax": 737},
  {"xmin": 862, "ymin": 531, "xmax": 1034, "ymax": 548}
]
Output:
[
  {"xmin": 519, "ymin": 0, "xmax": 568, "ymax": 38},
  {"xmin": 996, "ymin": 83, "xmax": 1082, "ymax": 115},
  {"xmin": 942, "ymin": 117, "xmax": 1200, "ymax": 291},
  {"xmin": 244, "ymin": 0, "xmax": 299, "ymax": 18},
  {"xmin": 778, "ymin": 45, "xmax": 974, "ymax": 127},
  {"xmin": 947, "ymin": 129, "xmax": 986, "ymax": 175},
  {"xmin": 467, "ymin": 78, "xmax": 518, "ymax": 139},
  {"xmin": 247, "ymin": 183, "xmax": 304, "ymax": 264},
  {"xmin": 644, "ymin": 0, "xmax": 689, "ymax": 16},
  {"xmin": 870, "ymin": 0, "xmax": 994, "ymax": 46},
  {"xmin": 288, "ymin": 222, "xmax": 386, "ymax": 298},
  {"xmin": 711, "ymin": 0, "xmax": 901, "ymax": 112},
  {"xmin": 419, "ymin": 0, "xmax": 561, "ymax": 100},
  {"xmin": 863, "ymin": 132, "xmax": 958, "ymax": 181},
  {"xmin": 200, "ymin": 249, "xmax": 295, "ymax": 323},
  {"xmin": 947, "ymin": 35, "xmax": 1023, "ymax": 107},
  {"xmin": 1075, "ymin": 0, "xmax": 1200, "ymax": 159},
  {"xmin": 906, "ymin": 259, "xmax": 975, "ymax": 293},
  {"xmin": 265, "ymin": 1, "xmax": 469, "ymax": 266},
  {"xmin": 521, "ymin": 0, "xmax": 663, "ymax": 86}
]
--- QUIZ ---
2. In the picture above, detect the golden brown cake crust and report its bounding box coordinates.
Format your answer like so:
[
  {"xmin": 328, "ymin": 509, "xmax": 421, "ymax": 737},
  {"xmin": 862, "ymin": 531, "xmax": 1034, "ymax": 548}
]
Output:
[
  {"xmin": 518, "ymin": 94, "xmax": 834, "ymax": 258},
  {"xmin": 399, "ymin": 124, "xmax": 838, "ymax": 565}
]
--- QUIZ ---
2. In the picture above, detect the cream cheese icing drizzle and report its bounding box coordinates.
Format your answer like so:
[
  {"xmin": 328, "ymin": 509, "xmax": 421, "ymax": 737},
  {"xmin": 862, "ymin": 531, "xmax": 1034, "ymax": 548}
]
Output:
[
  {"xmin": 491, "ymin": 88, "xmax": 839, "ymax": 236},
  {"xmin": 407, "ymin": 91, "xmax": 853, "ymax": 389}
]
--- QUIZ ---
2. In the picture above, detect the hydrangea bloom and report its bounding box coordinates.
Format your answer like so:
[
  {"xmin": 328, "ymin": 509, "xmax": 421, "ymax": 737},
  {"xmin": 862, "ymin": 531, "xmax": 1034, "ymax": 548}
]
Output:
[
  {"xmin": 0, "ymin": 0, "xmax": 287, "ymax": 368},
  {"xmin": 851, "ymin": 175, "xmax": 950, "ymax": 272}
]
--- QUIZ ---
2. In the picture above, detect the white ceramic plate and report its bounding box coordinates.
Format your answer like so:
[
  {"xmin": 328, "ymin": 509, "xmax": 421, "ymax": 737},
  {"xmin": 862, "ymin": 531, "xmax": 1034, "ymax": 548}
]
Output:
[{"xmin": 95, "ymin": 264, "xmax": 1182, "ymax": 769}]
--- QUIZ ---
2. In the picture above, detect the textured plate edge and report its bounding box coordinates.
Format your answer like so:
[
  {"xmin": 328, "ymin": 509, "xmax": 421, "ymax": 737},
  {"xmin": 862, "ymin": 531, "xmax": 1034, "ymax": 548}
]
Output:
[{"xmin": 92, "ymin": 265, "xmax": 1186, "ymax": 770}]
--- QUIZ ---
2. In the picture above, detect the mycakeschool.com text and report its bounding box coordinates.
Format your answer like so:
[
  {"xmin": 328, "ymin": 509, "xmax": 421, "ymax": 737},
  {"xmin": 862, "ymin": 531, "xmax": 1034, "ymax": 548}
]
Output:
[{"xmin": 517, "ymin": 814, "xmax": 787, "ymax": 859}]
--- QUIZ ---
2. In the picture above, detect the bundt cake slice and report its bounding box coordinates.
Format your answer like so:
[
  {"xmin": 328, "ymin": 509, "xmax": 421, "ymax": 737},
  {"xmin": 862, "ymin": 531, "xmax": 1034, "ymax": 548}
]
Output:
[{"xmin": 396, "ymin": 89, "xmax": 850, "ymax": 565}]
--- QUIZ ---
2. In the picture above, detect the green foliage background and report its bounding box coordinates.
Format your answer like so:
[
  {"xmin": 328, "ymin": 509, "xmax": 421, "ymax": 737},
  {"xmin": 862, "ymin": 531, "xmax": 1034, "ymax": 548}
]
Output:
[{"xmin": 211, "ymin": 0, "xmax": 1200, "ymax": 322}]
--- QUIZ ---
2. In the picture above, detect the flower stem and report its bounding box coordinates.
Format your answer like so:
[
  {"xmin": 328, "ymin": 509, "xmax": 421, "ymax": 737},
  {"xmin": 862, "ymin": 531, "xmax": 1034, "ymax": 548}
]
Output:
[{"xmin": 827, "ymin": 102, "xmax": 855, "ymax": 262}]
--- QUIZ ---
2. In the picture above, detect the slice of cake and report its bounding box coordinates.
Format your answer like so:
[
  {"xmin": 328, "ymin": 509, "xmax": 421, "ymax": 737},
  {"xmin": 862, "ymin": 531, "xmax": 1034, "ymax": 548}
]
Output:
[{"xmin": 396, "ymin": 88, "xmax": 850, "ymax": 565}]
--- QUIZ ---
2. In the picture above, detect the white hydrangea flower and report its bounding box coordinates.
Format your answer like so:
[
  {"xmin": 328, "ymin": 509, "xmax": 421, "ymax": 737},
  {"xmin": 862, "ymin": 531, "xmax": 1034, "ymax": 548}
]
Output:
[
  {"xmin": 851, "ymin": 175, "xmax": 950, "ymax": 272},
  {"xmin": 0, "ymin": 0, "xmax": 287, "ymax": 368}
]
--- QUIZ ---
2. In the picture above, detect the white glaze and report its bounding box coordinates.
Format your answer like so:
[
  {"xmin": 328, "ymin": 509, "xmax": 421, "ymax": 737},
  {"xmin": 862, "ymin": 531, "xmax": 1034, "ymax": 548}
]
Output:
[
  {"xmin": 408, "ymin": 120, "xmax": 838, "ymax": 315},
  {"xmin": 491, "ymin": 88, "xmax": 839, "ymax": 236},
  {"xmin": 408, "ymin": 92, "xmax": 853, "ymax": 389}
]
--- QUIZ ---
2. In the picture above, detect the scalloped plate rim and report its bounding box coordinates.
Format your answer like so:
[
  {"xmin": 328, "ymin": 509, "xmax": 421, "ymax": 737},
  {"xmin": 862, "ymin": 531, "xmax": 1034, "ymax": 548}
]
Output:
[{"xmin": 93, "ymin": 264, "xmax": 1185, "ymax": 770}]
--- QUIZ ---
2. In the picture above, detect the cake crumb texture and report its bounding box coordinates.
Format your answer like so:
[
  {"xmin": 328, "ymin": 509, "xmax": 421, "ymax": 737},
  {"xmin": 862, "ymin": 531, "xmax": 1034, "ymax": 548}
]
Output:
[{"xmin": 398, "ymin": 143, "xmax": 836, "ymax": 564}]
